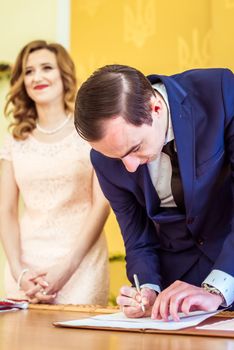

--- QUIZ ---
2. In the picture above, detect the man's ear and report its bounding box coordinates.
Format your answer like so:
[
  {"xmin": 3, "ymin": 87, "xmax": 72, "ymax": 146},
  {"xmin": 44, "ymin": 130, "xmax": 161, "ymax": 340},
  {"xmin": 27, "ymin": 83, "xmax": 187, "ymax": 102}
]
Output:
[{"xmin": 150, "ymin": 95, "xmax": 161, "ymax": 115}]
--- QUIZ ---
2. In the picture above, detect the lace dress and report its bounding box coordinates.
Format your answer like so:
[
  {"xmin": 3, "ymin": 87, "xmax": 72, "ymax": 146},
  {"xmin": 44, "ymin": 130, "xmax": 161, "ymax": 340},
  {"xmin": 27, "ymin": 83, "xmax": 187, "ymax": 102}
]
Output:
[{"xmin": 0, "ymin": 130, "xmax": 109, "ymax": 305}]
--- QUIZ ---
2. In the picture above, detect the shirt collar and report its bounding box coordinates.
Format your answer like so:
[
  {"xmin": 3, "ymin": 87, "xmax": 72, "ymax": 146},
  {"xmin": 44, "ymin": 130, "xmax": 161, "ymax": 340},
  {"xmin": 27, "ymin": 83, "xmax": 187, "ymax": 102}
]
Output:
[{"xmin": 152, "ymin": 82, "xmax": 174, "ymax": 144}]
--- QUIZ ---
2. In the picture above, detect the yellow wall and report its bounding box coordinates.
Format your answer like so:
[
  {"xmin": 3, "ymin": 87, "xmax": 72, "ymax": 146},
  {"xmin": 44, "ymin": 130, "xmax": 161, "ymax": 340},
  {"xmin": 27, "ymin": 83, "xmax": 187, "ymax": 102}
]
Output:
[
  {"xmin": 0, "ymin": 82, "xmax": 9, "ymax": 145},
  {"xmin": 70, "ymin": 0, "xmax": 234, "ymax": 299},
  {"xmin": 71, "ymin": 0, "xmax": 234, "ymax": 78},
  {"xmin": 0, "ymin": 0, "xmax": 58, "ymax": 63}
]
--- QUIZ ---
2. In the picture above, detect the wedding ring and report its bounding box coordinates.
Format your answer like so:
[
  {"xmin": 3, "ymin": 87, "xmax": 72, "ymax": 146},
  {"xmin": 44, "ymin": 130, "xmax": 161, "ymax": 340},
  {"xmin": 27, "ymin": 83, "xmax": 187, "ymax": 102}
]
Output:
[{"xmin": 40, "ymin": 289, "xmax": 47, "ymax": 295}]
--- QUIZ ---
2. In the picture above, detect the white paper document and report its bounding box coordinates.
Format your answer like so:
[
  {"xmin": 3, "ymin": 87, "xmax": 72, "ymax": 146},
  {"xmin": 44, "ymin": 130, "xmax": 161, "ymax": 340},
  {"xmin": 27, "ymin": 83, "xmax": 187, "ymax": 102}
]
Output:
[
  {"xmin": 55, "ymin": 310, "xmax": 219, "ymax": 331},
  {"xmin": 197, "ymin": 318, "xmax": 234, "ymax": 331}
]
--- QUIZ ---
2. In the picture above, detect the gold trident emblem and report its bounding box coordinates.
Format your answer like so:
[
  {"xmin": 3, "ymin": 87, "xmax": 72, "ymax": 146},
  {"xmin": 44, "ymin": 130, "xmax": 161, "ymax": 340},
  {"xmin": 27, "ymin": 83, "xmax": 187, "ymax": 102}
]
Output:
[
  {"xmin": 124, "ymin": 0, "xmax": 156, "ymax": 48},
  {"xmin": 178, "ymin": 28, "xmax": 212, "ymax": 71}
]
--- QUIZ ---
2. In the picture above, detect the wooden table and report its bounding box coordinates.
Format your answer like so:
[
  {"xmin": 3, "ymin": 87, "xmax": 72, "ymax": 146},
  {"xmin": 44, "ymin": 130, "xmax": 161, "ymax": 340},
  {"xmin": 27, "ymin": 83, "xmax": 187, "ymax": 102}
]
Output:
[{"xmin": 0, "ymin": 306, "xmax": 234, "ymax": 350}]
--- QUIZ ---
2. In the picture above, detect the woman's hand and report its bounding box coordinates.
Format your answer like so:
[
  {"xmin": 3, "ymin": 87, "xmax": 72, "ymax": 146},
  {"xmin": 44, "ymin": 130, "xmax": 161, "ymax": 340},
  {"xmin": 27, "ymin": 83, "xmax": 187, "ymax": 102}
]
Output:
[
  {"xmin": 18, "ymin": 269, "xmax": 39, "ymax": 293},
  {"xmin": 18, "ymin": 269, "xmax": 54, "ymax": 303},
  {"xmin": 26, "ymin": 260, "xmax": 74, "ymax": 303}
]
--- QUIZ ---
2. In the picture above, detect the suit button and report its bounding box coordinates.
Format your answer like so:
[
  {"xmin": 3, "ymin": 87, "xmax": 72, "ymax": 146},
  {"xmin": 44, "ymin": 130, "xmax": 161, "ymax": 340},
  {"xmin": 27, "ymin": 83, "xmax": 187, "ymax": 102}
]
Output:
[
  {"xmin": 187, "ymin": 217, "xmax": 195, "ymax": 224},
  {"xmin": 197, "ymin": 237, "xmax": 204, "ymax": 245}
]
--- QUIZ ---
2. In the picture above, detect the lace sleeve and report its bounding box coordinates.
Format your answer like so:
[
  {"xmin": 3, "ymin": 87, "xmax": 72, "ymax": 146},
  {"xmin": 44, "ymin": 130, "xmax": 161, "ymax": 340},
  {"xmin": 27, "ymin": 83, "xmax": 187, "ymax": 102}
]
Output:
[{"xmin": 0, "ymin": 134, "xmax": 13, "ymax": 161}]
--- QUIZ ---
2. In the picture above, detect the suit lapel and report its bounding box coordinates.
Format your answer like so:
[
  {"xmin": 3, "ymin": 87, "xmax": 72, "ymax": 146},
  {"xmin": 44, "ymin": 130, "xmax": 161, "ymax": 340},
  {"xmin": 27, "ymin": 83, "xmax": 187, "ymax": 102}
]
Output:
[
  {"xmin": 137, "ymin": 165, "xmax": 161, "ymax": 216},
  {"xmin": 164, "ymin": 77, "xmax": 195, "ymax": 214}
]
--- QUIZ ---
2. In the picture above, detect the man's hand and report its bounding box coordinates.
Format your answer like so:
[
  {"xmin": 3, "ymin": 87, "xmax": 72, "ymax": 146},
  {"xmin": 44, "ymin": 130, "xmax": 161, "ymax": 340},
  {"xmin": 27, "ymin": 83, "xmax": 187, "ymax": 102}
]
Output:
[
  {"xmin": 116, "ymin": 285, "xmax": 157, "ymax": 318},
  {"xmin": 151, "ymin": 280, "xmax": 223, "ymax": 321}
]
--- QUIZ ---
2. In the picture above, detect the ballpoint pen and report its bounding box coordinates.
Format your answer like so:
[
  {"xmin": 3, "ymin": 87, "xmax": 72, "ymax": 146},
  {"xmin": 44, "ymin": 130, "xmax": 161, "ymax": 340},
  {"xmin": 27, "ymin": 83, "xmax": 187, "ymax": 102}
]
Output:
[{"xmin": 133, "ymin": 274, "xmax": 145, "ymax": 312}]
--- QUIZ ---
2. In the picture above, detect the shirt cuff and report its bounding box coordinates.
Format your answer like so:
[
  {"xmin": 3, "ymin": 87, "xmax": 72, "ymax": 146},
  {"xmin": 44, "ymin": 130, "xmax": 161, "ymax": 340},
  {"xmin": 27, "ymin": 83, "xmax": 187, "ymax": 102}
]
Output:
[
  {"xmin": 141, "ymin": 283, "xmax": 161, "ymax": 294},
  {"xmin": 202, "ymin": 269, "xmax": 234, "ymax": 307}
]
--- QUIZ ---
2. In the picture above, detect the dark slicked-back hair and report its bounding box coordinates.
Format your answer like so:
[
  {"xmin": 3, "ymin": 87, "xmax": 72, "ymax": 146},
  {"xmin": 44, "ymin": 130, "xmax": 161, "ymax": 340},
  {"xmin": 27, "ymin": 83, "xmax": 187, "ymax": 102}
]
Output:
[{"xmin": 74, "ymin": 64, "xmax": 155, "ymax": 141}]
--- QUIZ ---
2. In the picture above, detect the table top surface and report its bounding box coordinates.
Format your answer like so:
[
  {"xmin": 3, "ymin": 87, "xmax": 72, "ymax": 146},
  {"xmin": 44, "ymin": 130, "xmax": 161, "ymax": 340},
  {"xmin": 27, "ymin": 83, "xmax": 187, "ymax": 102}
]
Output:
[{"xmin": 1, "ymin": 306, "xmax": 234, "ymax": 350}]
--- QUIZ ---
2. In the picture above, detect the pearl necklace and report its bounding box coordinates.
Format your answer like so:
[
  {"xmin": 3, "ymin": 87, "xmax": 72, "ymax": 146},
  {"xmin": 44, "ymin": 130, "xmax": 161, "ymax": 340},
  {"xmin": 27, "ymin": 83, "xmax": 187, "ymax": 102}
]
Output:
[{"xmin": 36, "ymin": 114, "xmax": 71, "ymax": 135}]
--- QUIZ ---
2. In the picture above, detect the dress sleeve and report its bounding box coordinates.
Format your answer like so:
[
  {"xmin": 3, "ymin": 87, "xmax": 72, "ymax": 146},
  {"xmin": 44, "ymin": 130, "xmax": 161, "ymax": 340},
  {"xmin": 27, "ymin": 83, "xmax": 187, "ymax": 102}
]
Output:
[{"xmin": 0, "ymin": 134, "xmax": 13, "ymax": 161}]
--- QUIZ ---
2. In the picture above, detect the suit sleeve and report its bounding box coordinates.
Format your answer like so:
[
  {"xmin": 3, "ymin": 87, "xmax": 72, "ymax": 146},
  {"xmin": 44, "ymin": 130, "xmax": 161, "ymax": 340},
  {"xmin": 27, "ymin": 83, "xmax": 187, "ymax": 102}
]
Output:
[
  {"xmin": 90, "ymin": 151, "xmax": 163, "ymax": 288},
  {"xmin": 203, "ymin": 68, "xmax": 234, "ymax": 305}
]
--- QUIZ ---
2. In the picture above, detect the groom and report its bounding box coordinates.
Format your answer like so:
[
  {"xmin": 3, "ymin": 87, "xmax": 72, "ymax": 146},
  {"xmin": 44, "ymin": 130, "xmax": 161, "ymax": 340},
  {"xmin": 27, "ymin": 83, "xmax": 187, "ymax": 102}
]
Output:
[{"xmin": 74, "ymin": 64, "xmax": 234, "ymax": 320}]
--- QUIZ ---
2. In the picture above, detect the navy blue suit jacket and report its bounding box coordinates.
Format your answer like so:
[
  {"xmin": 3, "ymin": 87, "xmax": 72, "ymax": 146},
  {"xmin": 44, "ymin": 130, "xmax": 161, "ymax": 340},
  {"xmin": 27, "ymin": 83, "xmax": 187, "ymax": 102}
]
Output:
[{"xmin": 91, "ymin": 68, "xmax": 234, "ymax": 290}]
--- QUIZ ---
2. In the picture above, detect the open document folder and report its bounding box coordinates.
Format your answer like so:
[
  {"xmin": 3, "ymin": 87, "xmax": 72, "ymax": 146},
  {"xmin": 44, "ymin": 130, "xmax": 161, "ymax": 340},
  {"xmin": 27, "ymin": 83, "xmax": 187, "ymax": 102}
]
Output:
[{"xmin": 53, "ymin": 310, "xmax": 220, "ymax": 331}]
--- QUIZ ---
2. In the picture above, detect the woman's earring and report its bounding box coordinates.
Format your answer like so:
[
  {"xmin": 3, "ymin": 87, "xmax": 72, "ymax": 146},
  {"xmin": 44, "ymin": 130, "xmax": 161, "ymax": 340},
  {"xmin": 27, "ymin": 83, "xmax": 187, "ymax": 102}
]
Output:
[{"xmin": 154, "ymin": 105, "xmax": 160, "ymax": 112}]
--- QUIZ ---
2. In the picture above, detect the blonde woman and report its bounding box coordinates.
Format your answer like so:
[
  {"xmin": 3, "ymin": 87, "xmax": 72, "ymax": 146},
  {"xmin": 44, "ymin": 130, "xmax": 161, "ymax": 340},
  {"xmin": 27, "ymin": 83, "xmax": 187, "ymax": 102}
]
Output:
[{"xmin": 0, "ymin": 40, "xmax": 110, "ymax": 305}]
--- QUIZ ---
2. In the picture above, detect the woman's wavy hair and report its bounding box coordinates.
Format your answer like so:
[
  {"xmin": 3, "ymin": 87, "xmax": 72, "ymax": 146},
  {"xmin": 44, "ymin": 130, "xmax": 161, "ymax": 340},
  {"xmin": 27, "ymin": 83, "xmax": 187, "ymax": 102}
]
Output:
[{"xmin": 5, "ymin": 40, "xmax": 77, "ymax": 140}]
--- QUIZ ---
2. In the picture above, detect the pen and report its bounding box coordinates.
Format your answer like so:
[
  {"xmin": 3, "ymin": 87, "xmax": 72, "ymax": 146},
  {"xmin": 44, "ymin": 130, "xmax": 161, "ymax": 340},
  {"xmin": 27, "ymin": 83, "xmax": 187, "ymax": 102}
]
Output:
[{"xmin": 133, "ymin": 274, "xmax": 145, "ymax": 312}]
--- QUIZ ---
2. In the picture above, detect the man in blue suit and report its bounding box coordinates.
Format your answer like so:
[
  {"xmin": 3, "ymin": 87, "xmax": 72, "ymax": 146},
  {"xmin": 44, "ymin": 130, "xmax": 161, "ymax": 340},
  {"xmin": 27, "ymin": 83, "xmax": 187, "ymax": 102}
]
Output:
[{"xmin": 75, "ymin": 65, "xmax": 234, "ymax": 320}]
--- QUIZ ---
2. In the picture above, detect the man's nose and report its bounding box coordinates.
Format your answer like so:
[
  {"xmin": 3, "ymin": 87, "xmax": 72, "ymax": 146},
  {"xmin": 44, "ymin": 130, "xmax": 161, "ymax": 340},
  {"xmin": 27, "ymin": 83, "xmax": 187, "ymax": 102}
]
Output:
[{"xmin": 122, "ymin": 155, "xmax": 140, "ymax": 172}]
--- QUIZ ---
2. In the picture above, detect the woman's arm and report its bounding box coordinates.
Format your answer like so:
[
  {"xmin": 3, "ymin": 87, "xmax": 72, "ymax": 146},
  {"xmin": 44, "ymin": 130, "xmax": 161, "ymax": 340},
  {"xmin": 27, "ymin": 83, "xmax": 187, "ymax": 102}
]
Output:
[
  {"xmin": 0, "ymin": 159, "xmax": 56, "ymax": 302},
  {"xmin": 27, "ymin": 171, "xmax": 110, "ymax": 297},
  {"xmin": 0, "ymin": 159, "xmax": 23, "ymax": 281}
]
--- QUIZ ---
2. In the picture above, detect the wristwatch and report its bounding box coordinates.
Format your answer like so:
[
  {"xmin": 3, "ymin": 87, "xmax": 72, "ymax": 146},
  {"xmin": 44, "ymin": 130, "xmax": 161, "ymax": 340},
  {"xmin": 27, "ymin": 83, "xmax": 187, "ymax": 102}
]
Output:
[{"xmin": 202, "ymin": 283, "xmax": 225, "ymax": 303}]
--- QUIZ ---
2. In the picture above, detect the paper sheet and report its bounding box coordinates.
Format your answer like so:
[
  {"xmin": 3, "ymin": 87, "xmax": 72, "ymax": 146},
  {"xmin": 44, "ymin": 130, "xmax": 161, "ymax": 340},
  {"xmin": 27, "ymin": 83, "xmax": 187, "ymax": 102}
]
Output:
[
  {"xmin": 197, "ymin": 318, "xmax": 234, "ymax": 331},
  {"xmin": 55, "ymin": 310, "xmax": 219, "ymax": 331}
]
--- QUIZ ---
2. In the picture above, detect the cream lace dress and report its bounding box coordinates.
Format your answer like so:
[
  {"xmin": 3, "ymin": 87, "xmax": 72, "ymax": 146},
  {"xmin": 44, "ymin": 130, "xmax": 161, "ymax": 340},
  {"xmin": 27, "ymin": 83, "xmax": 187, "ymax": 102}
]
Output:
[{"xmin": 0, "ymin": 130, "xmax": 109, "ymax": 305}]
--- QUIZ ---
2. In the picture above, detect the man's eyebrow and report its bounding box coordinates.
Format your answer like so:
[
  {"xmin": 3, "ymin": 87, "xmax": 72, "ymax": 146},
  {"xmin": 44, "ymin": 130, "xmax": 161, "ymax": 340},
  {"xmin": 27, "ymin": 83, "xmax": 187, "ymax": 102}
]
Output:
[{"xmin": 120, "ymin": 144, "xmax": 140, "ymax": 158}]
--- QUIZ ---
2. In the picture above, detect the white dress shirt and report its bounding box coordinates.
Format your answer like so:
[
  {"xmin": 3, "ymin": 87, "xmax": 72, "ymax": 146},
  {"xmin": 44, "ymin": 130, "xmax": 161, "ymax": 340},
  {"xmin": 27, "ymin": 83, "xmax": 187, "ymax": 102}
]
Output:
[{"xmin": 147, "ymin": 83, "xmax": 176, "ymax": 207}]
